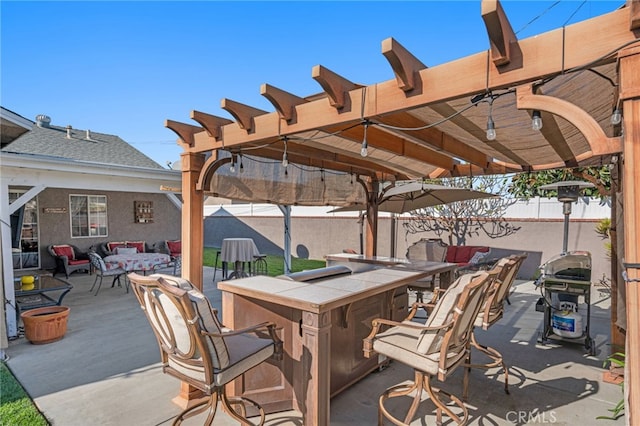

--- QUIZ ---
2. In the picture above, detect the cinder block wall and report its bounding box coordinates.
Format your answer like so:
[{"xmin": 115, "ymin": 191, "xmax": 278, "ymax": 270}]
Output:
[{"xmin": 204, "ymin": 215, "xmax": 610, "ymax": 281}]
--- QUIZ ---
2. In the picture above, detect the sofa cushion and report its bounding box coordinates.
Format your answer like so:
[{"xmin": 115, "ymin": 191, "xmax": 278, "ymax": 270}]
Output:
[
  {"xmin": 53, "ymin": 245, "xmax": 75, "ymax": 260},
  {"xmin": 126, "ymin": 241, "xmax": 146, "ymax": 253},
  {"xmin": 445, "ymin": 246, "xmax": 457, "ymax": 263},
  {"xmin": 454, "ymin": 246, "xmax": 473, "ymax": 264},
  {"xmin": 446, "ymin": 245, "xmax": 490, "ymax": 264},
  {"xmin": 166, "ymin": 240, "xmax": 181, "ymax": 256}
]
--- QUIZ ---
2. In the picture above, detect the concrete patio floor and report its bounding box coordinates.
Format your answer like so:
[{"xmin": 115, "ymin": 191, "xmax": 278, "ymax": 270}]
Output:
[{"xmin": 4, "ymin": 266, "xmax": 624, "ymax": 425}]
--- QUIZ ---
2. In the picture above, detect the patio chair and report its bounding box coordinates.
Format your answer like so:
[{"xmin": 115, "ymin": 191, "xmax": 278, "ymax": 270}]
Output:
[
  {"xmin": 405, "ymin": 238, "xmax": 449, "ymax": 302},
  {"xmin": 128, "ymin": 273, "xmax": 282, "ymax": 425},
  {"xmin": 88, "ymin": 251, "xmax": 127, "ymax": 295},
  {"xmin": 363, "ymin": 270, "xmax": 496, "ymax": 425},
  {"xmin": 461, "ymin": 253, "xmax": 527, "ymax": 399},
  {"xmin": 154, "ymin": 240, "xmax": 182, "ymax": 275},
  {"xmin": 48, "ymin": 244, "xmax": 91, "ymax": 278}
]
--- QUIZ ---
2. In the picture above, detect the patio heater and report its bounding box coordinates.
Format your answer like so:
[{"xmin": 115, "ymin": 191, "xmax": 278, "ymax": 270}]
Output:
[{"xmin": 538, "ymin": 180, "xmax": 595, "ymax": 254}]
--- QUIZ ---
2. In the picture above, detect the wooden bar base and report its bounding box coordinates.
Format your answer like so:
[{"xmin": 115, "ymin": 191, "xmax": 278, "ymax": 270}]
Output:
[{"xmin": 172, "ymin": 382, "xmax": 206, "ymax": 409}]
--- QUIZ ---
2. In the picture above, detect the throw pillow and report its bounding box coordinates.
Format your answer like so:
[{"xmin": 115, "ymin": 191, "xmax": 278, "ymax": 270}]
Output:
[
  {"xmin": 126, "ymin": 241, "xmax": 145, "ymax": 253},
  {"xmin": 469, "ymin": 251, "xmax": 487, "ymax": 265},
  {"xmin": 115, "ymin": 247, "xmax": 137, "ymax": 255}
]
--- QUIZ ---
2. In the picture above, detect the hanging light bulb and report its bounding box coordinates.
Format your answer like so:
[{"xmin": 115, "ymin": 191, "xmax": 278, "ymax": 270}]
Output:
[
  {"xmin": 486, "ymin": 116, "xmax": 496, "ymax": 140},
  {"xmin": 282, "ymin": 137, "xmax": 289, "ymax": 168},
  {"xmin": 531, "ymin": 110, "xmax": 543, "ymax": 131},
  {"xmin": 360, "ymin": 121, "xmax": 369, "ymax": 157},
  {"xmin": 611, "ymin": 108, "xmax": 622, "ymax": 125},
  {"xmin": 229, "ymin": 156, "xmax": 236, "ymax": 173},
  {"xmin": 486, "ymin": 98, "xmax": 496, "ymax": 141},
  {"xmin": 239, "ymin": 154, "xmax": 244, "ymax": 173}
]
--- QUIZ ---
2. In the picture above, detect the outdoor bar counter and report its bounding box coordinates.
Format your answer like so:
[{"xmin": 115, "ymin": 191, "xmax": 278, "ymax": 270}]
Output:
[
  {"xmin": 326, "ymin": 252, "xmax": 458, "ymax": 288},
  {"xmin": 218, "ymin": 266, "xmax": 434, "ymax": 424}
]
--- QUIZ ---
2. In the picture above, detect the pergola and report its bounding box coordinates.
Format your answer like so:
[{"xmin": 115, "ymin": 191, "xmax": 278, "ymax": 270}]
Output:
[{"xmin": 166, "ymin": 0, "xmax": 640, "ymax": 421}]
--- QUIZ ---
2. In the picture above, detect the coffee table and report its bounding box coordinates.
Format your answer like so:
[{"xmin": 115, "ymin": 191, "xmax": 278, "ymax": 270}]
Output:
[{"xmin": 14, "ymin": 275, "xmax": 73, "ymax": 316}]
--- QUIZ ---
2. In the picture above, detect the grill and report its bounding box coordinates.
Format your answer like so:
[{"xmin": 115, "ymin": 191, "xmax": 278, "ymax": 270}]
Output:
[{"xmin": 536, "ymin": 251, "xmax": 595, "ymax": 355}]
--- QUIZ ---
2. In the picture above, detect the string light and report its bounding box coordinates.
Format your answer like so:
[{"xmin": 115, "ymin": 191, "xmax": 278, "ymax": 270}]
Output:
[
  {"xmin": 531, "ymin": 110, "xmax": 543, "ymax": 131},
  {"xmin": 611, "ymin": 107, "xmax": 622, "ymax": 125},
  {"xmin": 361, "ymin": 121, "xmax": 369, "ymax": 157},
  {"xmin": 486, "ymin": 99, "xmax": 496, "ymax": 141}
]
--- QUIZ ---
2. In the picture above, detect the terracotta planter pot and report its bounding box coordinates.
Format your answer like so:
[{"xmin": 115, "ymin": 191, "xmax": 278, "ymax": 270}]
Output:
[{"xmin": 21, "ymin": 306, "xmax": 70, "ymax": 344}]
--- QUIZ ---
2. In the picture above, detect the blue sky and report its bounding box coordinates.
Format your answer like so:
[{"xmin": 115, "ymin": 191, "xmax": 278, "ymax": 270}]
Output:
[{"xmin": 1, "ymin": 1, "xmax": 623, "ymax": 167}]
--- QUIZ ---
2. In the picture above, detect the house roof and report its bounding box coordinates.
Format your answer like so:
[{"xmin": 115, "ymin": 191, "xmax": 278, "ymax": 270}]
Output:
[
  {"xmin": 1, "ymin": 119, "xmax": 164, "ymax": 170},
  {"xmin": 1, "ymin": 107, "xmax": 33, "ymax": 147}
]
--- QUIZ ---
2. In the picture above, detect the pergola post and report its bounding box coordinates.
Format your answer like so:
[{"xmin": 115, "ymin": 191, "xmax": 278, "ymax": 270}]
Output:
[
  {"xmin": 364, "ymin": 179, "xmax": 379, "ymax": 256},
  {"xmin": 180, "ymin": 151, "xmax": 205, "ymax": 289},
  {"xmin": 619, "ymin": 45, "xmax": 640, "ymax": 425}
]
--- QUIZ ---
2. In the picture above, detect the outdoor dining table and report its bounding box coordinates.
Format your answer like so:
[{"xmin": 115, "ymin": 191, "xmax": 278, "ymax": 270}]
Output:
[
  {"xmin": 221, "ymin": 238, "xmax": 259, "ymax": 279},
  {"xmin": 104, "ymin": 252, "xmax": 171, "ymax": 273}
]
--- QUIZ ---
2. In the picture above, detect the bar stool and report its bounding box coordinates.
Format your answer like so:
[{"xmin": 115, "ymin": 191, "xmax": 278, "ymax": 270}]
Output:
[
  {"xmin": 253, "ymin": 254, "xmax": 268, "ymax": 276},
  {"xmin": 213, "ymin": 250, "xmax": 228, "ymax": 282}
]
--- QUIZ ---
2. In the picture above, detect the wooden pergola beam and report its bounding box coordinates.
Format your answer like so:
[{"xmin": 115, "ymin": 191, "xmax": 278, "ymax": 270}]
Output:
[
  {"xmin": 190, "ymin": 110, "xmax": 233, "ymax": 140},
  {"xmin": 373, "ymin": 112, "xmax": 492, "ymax": 169},
  {"xmin": 220, "ymin": 98, "xmax": 268, "ymax": 132},
  {"xmin": 630, "ymin": 0, "xmax": 640, "ymax": 29},
  {"xmin": 381, "ymin": 37, "xmax": 427, "ymax": 92},
  {"xmin": 261, "ymin": 83, "xmax": 308, "ymax": 122},
  {"xmin": 516, "ymin": 83, "xmax": 623, "ymax": 156},
  {"xmin": 481, "ymin": 0, "xmax": 518, "ymax": 66},
  {"xmin": 164, "ymin": 120, "xmax": 203, "ymax": 148},
  {"xmin": 312, "ymin": 65, "xmax": 361, "ymax": 109},
  {"xmin": 325, "ymin": 123, "xmax": 456, "ymax": 171},
  {"xmin": 528, "ymin": 108, "xmax": 579, "ymax": 167}
]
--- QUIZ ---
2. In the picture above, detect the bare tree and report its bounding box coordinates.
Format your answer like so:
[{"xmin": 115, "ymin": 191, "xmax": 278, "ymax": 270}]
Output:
[{"xmin": 403, "ymin": 175, "xmax": 520, "ymax": 245}]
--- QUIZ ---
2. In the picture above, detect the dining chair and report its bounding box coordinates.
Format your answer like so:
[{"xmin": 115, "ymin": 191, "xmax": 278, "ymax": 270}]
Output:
[
  {"xmin": 87, "ymin": 251, "xmax": 127, "ymax": 296},
  {"xmin": 128, "ymin": 273, "xmax": 282, "ymax": 425},
  {"xmin": 363, "ymin": 271, "xmax": 496, "ymax": 425},
  {"xmin": 405, "ymin": 238, "xmax": 449, "ymax": 302}
]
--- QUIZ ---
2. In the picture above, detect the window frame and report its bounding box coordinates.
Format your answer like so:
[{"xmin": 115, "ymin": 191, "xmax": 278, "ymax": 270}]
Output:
[{"xmin": 69, "ymin": 194, "xmax": 108, "ymax": 238}]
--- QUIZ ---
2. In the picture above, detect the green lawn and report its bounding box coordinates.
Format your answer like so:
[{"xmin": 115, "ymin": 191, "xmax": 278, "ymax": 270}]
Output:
[
  {"xmin": 0, "ymin": 362, "xmax": 49, "ymax": 426},
  {"xmin": 203, "ymin": 247, "xmax": 325, "ymax": 277}
]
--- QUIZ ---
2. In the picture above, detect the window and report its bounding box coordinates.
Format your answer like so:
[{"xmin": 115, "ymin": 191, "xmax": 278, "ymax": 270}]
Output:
[
  {"xmin": 9, "ymin": 190, "xmax": 40, "ymax": 270},
  {"xmin": 70, "ymin": 195, "xmax": 108, "ymax": 237}
]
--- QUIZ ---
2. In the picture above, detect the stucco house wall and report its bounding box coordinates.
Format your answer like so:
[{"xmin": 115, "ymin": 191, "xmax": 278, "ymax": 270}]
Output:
[{"xmin": 37, "ymin": 189, "xmax": 181, "ymax": 270}]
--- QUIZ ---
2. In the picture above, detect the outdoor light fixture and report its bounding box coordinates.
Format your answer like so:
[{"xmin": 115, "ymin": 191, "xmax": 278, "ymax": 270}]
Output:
[
  {"xmin": 486, "ymin": 100, "xmax": 496, "ymax": 141},
  {"xmin": 361, "ymin": 121, "xmax": 369, "ymax": 157},
  {"xmin": 611, "ymin": 107, "xmax": 622, "ymax": 125},
  {"xmin": 282, "ymin": 137, "xmax": 289, "ymax": 168},
  {"xmin": 239, "ymin": 154, "xmax": 244, "ymax": 173},
  {"xmin": 486, "ymin": 117, "xmax": 496, "ymax": 140},
  {"xmin": 532, "ymin": 110, "xmax": 543, "ymax": 131},
  {"xmin": 229, "ymin": 156, "xmax": 236, "ymax": 173}
]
